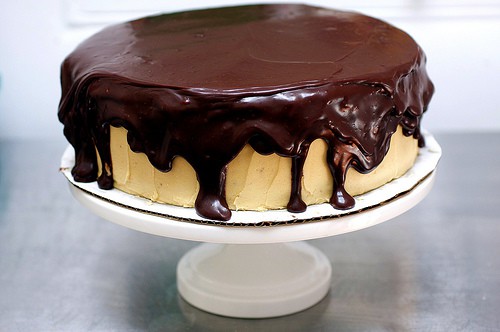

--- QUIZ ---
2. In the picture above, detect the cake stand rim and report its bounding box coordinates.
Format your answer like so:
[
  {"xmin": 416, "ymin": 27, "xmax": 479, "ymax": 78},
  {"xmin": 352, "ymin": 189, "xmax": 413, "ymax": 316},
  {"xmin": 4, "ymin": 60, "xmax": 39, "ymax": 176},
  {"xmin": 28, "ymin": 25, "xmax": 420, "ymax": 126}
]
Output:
[{"xmin": 67, "ymin": 170, "xmax": 435, "ymax": 243}]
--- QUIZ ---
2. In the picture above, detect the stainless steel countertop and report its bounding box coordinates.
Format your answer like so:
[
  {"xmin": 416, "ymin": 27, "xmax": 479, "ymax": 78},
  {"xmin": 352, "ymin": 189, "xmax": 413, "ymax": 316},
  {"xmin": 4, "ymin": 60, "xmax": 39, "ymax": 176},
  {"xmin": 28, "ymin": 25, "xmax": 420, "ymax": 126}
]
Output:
[{"xmin": 1, "ymin": 132, "xmax": 499, "ymax": 331}]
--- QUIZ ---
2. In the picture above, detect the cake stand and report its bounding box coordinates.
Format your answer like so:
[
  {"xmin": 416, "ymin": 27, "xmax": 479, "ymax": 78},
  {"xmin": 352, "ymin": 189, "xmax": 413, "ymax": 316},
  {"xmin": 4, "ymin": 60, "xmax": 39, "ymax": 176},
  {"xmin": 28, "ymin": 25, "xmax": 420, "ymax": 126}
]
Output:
[{"xmin": 60, "ymin": 132, "xmax": 441, "ymax": 318}]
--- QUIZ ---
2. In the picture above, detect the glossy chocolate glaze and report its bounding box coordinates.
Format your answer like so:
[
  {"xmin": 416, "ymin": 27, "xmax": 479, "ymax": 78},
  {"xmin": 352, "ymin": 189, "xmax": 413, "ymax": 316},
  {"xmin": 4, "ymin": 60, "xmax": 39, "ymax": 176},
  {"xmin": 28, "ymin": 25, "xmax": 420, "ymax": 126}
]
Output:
[{"xmin": 58, "ymin": 4, "xmax": 434, "ymax": 221}]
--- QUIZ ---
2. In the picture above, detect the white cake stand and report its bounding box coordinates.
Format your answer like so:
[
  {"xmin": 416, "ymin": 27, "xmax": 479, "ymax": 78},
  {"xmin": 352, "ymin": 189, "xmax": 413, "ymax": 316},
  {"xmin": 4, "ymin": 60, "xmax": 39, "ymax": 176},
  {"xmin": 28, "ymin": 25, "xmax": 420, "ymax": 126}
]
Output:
[{"xmin": 61, "ymin": 132, "xmax": 441, "ymax": 318}]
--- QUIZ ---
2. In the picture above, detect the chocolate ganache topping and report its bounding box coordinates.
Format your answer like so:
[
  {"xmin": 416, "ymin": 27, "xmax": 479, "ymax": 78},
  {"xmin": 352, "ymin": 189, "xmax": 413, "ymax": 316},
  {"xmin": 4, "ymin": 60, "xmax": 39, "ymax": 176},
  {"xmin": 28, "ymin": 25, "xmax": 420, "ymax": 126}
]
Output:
[{"xmin": 59, "ymin": 4, "xmax": 434, "ymax": 221}]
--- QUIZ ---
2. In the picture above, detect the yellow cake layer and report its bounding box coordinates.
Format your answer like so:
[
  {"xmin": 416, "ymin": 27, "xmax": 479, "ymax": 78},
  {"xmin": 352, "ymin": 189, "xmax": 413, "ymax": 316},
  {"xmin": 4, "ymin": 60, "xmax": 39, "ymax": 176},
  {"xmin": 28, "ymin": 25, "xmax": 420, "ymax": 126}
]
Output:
[{"xmin": 103, "ymin": 125, "xmax": 418, "ymax": 211}]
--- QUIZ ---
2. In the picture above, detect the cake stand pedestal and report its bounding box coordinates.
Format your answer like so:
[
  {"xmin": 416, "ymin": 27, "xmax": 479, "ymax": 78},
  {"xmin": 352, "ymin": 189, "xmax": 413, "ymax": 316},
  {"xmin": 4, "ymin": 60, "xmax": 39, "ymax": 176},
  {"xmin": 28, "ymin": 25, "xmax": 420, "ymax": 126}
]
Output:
[
  {"xmin": 177, "ymin": 242, "xmax": 331, "ymax": 318},
  {"xmin": 62, "ymin": 133, "xmax": 441, "ymax": 318}
]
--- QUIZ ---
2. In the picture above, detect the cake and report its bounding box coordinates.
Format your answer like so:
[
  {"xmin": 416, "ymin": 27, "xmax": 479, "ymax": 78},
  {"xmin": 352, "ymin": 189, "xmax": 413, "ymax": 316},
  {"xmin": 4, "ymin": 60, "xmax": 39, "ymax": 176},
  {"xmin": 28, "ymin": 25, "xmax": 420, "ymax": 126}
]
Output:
[{"xmin": 58, "ymin": 4, "xmax": 434, "ymax": 221}]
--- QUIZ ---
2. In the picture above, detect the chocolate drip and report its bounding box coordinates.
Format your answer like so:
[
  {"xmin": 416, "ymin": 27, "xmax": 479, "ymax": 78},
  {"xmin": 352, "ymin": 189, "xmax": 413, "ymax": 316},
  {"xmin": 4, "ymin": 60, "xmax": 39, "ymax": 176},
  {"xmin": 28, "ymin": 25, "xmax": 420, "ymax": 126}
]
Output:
[
  {"xmin": 58, "ymin": 4, "xmax": 434, "ymax": 221},
  {"xmin": 287, "ymin": 149, "xmax": 309, "ymax": 213}
]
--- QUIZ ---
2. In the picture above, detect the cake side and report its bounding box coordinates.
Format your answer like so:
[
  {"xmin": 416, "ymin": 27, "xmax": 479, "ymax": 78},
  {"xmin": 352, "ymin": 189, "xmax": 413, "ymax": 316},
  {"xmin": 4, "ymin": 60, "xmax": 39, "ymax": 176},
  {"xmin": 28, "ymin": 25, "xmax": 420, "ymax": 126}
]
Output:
[{"xmin": 104, "ymin": 125, "xmax": 417, "ymax": 211}]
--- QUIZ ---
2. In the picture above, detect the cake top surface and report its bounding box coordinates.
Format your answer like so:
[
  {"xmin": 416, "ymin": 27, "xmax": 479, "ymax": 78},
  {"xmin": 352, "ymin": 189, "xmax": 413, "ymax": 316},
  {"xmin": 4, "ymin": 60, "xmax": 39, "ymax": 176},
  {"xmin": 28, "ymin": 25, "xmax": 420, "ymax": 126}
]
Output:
[{"xmin": 65, "ymin": 4, "xmax": 420, "ymax": 94}]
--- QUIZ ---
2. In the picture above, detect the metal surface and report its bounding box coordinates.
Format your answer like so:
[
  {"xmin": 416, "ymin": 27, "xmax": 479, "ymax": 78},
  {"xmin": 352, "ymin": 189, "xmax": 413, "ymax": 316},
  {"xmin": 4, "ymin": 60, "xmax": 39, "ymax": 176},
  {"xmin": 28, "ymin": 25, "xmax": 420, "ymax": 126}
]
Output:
[{"xmin": 1, "ymin": 132, "xmax": 499, "ymax": 331}]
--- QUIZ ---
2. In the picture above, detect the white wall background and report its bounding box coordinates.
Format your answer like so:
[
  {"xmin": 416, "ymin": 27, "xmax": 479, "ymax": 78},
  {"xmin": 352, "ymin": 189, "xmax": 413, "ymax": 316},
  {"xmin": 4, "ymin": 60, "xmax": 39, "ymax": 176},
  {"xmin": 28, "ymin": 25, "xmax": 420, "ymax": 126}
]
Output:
[{"xmin": 1, "ymin": 0, "xmax": 499, "ymax": 139}]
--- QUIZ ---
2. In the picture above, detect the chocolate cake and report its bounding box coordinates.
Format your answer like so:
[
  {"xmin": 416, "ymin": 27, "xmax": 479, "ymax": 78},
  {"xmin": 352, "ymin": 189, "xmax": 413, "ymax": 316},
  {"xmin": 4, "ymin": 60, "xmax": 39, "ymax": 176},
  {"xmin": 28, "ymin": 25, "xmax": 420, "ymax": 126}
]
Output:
[{"xmin": 58, "ymin": 4, "xmax": 434, "ymax": 221}]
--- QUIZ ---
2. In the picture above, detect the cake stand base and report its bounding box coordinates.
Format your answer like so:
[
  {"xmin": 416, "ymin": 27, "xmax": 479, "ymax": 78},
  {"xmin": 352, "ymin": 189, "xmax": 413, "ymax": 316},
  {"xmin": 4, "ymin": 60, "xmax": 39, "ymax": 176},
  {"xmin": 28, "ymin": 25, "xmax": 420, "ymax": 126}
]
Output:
[{"xmin": 177, "ymin": 241, "xmax": 331, "ymax": 318}]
